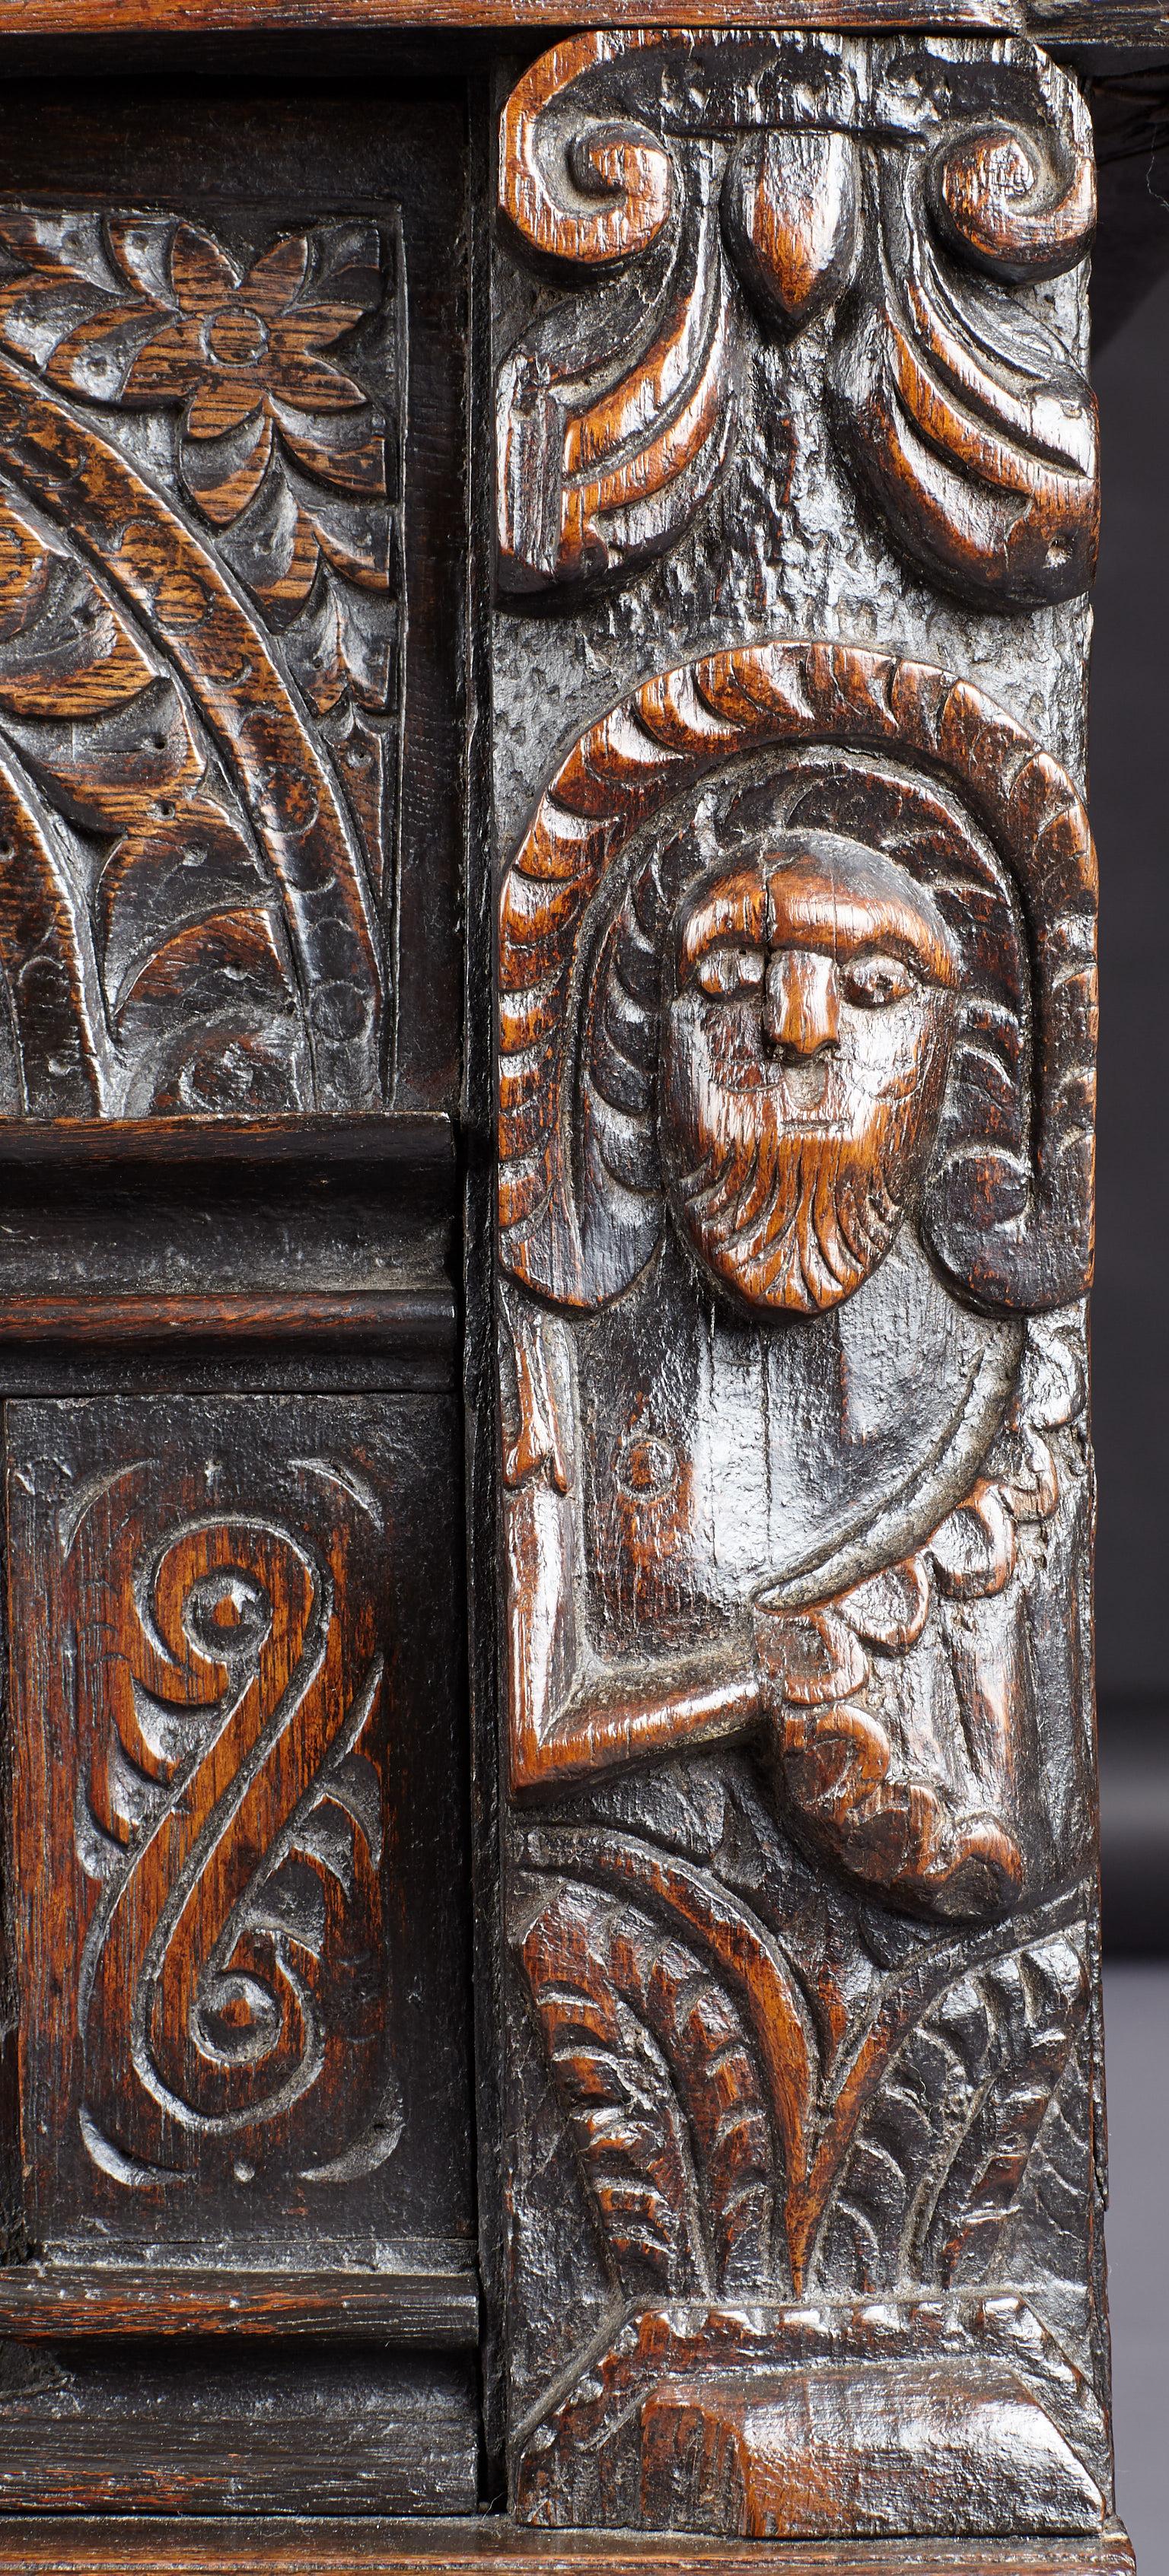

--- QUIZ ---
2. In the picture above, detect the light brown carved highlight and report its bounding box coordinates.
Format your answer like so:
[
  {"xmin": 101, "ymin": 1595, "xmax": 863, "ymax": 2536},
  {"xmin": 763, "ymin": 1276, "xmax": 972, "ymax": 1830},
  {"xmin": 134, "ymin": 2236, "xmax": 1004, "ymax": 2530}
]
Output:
[
  {"xmin": 496, "ymin": 640, "xmax": 1101, "ymax": 2533},
  {"xmin": 495, "ymin": 32, "xmax": 1097, "ymax": 606},
  {"xmin": 498, "ymin": 641, "xmax": 1096, "ymax": 1318},
  {"xmin": 78, "ymin": 1515, "xmax": 384, "ymax": 2172}
]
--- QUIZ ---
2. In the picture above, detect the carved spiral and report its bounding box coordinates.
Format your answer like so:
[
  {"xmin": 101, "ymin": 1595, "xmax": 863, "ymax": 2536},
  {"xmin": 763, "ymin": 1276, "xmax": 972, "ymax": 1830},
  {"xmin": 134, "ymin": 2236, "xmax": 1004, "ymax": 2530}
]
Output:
[
  {"xmin": 499, "ymin": 32, "xmax": 675, "ymax": 271},
  {"xmin": 928, "ymin": 119, "xmax": 1096, "ymax": 284},
  {"xmin": 84, "ymin": 1517, "xmax": 334, "ymax": 2139}
]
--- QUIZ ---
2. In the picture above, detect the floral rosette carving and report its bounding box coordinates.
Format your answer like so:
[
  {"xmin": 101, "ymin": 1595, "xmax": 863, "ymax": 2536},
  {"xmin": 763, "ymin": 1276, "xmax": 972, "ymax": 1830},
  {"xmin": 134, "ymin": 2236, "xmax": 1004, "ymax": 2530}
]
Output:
[{"xmin": 0, "ymin": 201, "xmax": 401, "ymax": 1097}]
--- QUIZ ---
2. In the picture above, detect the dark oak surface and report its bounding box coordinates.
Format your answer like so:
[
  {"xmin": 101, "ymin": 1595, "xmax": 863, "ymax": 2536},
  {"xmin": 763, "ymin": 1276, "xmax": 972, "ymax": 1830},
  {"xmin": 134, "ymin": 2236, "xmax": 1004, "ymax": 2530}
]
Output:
[
  {"xmin": 489, "ymin": 20, "xmax": 1115, "ymax": 2551},
  {"xmin": 0, "ymin": 0, "xmax": 1159, "ymax": 42},
  {"xmin": 0, "ymin": 2265, "xmax": 478, "ymax": 2339},
  {"xmin": 0, "ymin": 11, "xmax": 1136, "ymax": 2564},
  {"xmin": 0, "ymin": 2519, "xmax": 1138, "ymax": 2574}
]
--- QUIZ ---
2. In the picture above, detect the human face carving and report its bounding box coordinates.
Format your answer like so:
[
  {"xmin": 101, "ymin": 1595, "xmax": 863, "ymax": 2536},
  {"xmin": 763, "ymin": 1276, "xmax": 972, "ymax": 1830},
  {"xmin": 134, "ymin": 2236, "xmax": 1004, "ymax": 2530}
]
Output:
[{"xmin": 658, "ymin": 834, "xmax": 959, "ymax": 1315}]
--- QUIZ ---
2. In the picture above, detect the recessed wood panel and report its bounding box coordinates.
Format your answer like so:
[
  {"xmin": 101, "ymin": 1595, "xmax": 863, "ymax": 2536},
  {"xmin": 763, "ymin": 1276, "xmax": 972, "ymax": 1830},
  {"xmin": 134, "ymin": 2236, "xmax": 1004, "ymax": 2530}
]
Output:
[
  {"xmin": 0, "ymin": 80, "xmax": 465, "ymax": 1115},
  {"xmin": 6, "ymin": 1392, "xmax": 473, "ymax": 2266}
]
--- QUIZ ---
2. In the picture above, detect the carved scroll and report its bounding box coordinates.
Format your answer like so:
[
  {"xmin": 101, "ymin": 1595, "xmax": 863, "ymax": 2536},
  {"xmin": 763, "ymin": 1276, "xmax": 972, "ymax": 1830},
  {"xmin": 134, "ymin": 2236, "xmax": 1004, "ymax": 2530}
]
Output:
[
  {"xmin": 8, "ymin": 1398, "xmax": 451, "ymax": 2241},
  {"xmin": 495, "ymin": 31, "xmax": 1097, "ymax": 606},
  {"xmin": 492, "ymin": 28, "xmax": 1113, "ymax": 2550}
]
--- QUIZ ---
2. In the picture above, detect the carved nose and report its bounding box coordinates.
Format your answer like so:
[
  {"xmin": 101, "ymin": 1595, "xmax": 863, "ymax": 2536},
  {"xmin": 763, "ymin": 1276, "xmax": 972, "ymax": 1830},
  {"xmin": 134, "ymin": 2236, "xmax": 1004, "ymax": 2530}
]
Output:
[{"xmin": 763, "ymin": 950, "xmax": 839, "ymax": 1059}]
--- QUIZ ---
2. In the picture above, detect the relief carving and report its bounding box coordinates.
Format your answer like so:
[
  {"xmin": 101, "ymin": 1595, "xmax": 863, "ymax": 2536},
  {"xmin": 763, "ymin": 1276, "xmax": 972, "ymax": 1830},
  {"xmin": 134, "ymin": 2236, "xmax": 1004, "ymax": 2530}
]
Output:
[
  {"xmin": 0, "ymin": 208, "xmax": 401, "ymax": 1111},
  {"xmin": 495, "ymin": 30, "xmax": 1097, "ymax": 606},
  {"xmin": 9, "ymin": 1406, "xmax": 420, "ymax": 2237},
  {"xmin": 495, "ymin": 638, "xmax": 1103, "ymax": 2525},
  {"xmin": 76, "ymin": 1513, "xmax": 387, "ymax": 2187}
]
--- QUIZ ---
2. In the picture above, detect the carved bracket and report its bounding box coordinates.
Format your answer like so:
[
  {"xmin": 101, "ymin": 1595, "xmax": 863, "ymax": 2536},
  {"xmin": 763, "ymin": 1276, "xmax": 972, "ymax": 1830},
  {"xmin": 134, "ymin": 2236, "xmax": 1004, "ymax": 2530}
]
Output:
[{"xmin": 495, "ymin": 31, "xmax": 1097, "ymax": 606}]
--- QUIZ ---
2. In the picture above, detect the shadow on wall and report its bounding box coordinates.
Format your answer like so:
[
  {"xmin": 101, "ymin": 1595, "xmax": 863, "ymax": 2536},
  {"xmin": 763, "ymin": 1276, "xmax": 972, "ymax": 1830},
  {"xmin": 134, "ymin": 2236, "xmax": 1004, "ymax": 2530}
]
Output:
[{"xmin": 1091, "ymin": 239, "xmax": 1169, "ymax": 1956}]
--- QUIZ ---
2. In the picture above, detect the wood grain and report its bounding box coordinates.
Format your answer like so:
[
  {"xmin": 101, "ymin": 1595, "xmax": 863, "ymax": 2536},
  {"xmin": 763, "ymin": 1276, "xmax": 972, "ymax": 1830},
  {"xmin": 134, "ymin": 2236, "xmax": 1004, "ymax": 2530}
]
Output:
[
  {"xmin": 0, "ymin": 2516, "xmax": 1138, "ymax": 2573},
  {"xmin": 0, "ymin": 2265, "xmax": 478, "ymax": 2340},
  {"xmin": 0, "ymin": 2, "xmax": 1155, "ymax": 40},
  {"xmin": 0, "ymin": 1287, "xmax": 456, "ymax": 1344},
  {"xmin": 495, "ymin": 33, "xmax": 1097, "ymax": 606},
  {"xmin": 492, "ymin": 23, "xmax": 1111, "ymax": 2546},
  {"xmin": 0, "ymin": 1113, "xmax": 454, "ymax": 1172}
]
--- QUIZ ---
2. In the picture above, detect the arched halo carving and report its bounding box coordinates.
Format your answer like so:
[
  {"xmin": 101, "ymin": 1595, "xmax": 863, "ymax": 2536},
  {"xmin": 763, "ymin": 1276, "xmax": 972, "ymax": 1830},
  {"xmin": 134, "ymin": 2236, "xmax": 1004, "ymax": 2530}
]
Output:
[{"xmin": 497, "ymin": 636, "xmax": 1096, "ymax": 1318}]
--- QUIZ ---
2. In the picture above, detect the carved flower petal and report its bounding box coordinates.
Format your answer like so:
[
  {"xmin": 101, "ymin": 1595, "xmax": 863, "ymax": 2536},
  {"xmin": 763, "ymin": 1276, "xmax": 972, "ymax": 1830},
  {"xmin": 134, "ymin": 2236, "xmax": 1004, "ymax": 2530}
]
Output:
[
  {"xmin": 267, "ymin": 326, "xmax": 367, "ymax": 413},
  {"xmin": 121, "ymin": 320, "xmax": 205, "ymax": 406},
  {"xmin": 272, "ymin": 409, "xmax": 387, "ymax": 496},
  {"xmin": 44, "ymin": 303, "xmax": 162, "ymax": 404},
  {"xmin": 180, "ymin": 411, "xmax": 274, "ymax": 527},
  {"xmin": 239, "ymin": 230, "xmax": 311, "ymax": 315},
  {"xmin": 169, "ymin": 222, "xmax": 242, "ymax": 315},
  {"xmin": 184, "ymin": 374, "xmax": 266, "ymax": 443}
]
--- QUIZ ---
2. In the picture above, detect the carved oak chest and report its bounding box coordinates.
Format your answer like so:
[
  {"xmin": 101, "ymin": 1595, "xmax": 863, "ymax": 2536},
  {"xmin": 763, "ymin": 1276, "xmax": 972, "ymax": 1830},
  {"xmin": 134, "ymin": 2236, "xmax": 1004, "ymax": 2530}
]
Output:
[{"xmin": 0, "ymin": 3, "xmax": 1148, "ymax": 2568}]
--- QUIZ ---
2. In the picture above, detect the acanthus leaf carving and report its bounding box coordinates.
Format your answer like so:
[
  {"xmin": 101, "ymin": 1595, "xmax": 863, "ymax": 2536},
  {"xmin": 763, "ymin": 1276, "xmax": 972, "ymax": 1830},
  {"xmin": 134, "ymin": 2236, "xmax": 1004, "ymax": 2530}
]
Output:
[
  {"xmin": 495, "ymin": 31, "xmax": 1097, "ymax": 609},
  {"xmin": 830, "ymin": 138, "xmax": 1097, "ymax": 609},
  {"xmin": 521, "ymin": 1875, "xmax": 781, "ymax": 2300},
  {"xmin": 0, "ymin": 488, "xmax": 304, "ymax": 1115},
  {"xmin": 498, "ymin": 120, "xmax": 739, "ymax": 594},
  {"xmin": 519, "ymin": 1833, "xmax": 1088, "ymax": 2310}
]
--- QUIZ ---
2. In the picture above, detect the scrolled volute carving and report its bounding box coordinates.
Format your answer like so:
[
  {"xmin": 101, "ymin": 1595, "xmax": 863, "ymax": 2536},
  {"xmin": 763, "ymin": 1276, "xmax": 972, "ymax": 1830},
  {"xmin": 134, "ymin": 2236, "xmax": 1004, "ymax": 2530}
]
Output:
[
  {"xmin": 927, "ymin": 118, "xmax": 1097, "ymax": 282},
  {"xmin": 495, "ymin": 32, "xmax": 1097, "ymax": 608},
  {"xmin": 498, "ymin": 639, "xmax": 1095, "ymax": 1320},
  {"xmin": 498, "ymin": 35, "xmax": 736, "ymax": 595},
  {"xmin": 499, "ymin": 32, "xmax": 676, "ymax": 273},
  {"xmin": 831, "ymin": 126, "xmax": 1097, "ymax": 609}
]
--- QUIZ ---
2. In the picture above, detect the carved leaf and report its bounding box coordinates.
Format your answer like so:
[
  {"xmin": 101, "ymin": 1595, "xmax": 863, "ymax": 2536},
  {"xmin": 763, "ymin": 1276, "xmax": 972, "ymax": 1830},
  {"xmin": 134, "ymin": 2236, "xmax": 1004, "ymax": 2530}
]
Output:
[
  {"xmin": 521, "ymin": 1876, "xmax": 779, "ymax": 2298},
  {"xmin": 0, "ymin": 351, "xmax": 384, "ymax": 1105},
  {"xmin": 0, "ymin": 208, "xmax": 399, "ymax": 966},
  {"xmin": 495, "ymin": 34, "xmax": 1097, "ymax": 609},
  {"xmin": 532, "ymin": 1828, "xmax": 817, "ymax": 2233},
  {"xmin": 498, "ymin": 145, "xmax": 737, "ymax": 593},
  {"xmin": 811, "ymin": 1926, "xmax": 1087, "ymax": 2293},
  {"xmin": 0, "ymin": 493, "xmax": 304, "ymax": 1112},
  {"xmin": 830, "ymin": 142, "xmax": 1097, "ymax": 609}
]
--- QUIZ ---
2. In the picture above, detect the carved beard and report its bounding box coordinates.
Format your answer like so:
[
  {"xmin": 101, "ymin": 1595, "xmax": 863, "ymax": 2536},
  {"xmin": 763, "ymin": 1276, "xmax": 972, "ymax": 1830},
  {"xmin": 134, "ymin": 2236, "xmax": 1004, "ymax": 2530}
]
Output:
[{"xmin": 660, "ymin": 1017, "xmax": 948, "ymax": 1316}]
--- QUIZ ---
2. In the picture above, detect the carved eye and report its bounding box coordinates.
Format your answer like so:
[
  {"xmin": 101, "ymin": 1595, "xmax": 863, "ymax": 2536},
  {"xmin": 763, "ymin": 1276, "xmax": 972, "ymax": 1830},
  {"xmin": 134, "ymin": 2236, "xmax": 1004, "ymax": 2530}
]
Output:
[
  {"xmin": 841, "ymin": 953, "xmax": 917, "ymax": 1009},
  {"xmin": 694, "ymin": 943, "xmax": 765, "ymax": 999}
]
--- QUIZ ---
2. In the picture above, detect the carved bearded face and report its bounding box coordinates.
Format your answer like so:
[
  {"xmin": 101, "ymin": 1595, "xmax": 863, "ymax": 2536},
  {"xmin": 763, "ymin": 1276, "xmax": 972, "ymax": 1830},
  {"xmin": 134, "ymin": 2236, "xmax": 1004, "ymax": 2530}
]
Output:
[{"xmin": 658, "ymin": 833, "xmax": 960, "ymax": 1315}]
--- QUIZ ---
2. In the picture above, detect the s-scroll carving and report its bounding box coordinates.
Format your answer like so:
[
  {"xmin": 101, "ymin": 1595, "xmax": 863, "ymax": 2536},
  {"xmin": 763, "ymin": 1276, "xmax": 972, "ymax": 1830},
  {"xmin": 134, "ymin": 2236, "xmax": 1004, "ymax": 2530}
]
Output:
[
  {"xmin": 495, "ymin": 32, "xmax": 1097, "ymax": 607},
  {"xmin": 76, "ymin": 1507, "xmax": 393, "ymax": 2188}
]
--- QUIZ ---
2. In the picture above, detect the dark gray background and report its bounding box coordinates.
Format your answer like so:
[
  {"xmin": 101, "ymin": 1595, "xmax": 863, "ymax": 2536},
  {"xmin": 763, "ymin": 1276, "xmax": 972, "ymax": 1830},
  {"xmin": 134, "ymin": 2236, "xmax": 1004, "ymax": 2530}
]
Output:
[
  {"xmin": 1091, "ymin": 243, "xmax": 1169, "ymax": 1956},
  {"xmin": 1088, "ymin": 166, "xmax": 1169, "ymax": 2576}
]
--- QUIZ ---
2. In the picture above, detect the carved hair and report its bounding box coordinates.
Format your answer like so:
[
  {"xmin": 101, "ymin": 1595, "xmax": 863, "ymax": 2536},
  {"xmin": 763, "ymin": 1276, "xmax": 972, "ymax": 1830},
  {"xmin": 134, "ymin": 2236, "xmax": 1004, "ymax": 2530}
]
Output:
[{"xmin": 498, "ymin": 639, "xmax": 1096, "ymax": 1316}]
